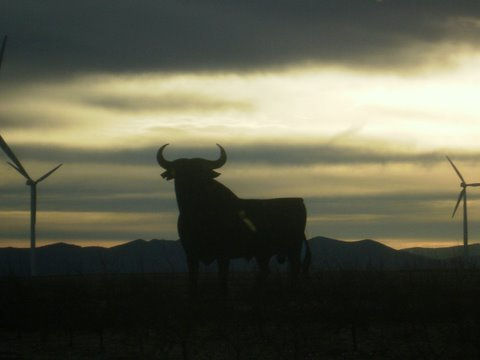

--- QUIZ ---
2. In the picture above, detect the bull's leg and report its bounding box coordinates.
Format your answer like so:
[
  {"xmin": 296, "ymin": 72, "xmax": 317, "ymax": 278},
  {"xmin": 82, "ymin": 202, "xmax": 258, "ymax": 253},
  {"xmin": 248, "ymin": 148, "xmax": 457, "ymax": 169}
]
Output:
[
  {"xmin": 301, "ymin": 234, "xmax": 311, "ymax": 276},
  {"xmin": 187, "ymin": 255, "xmax": 199, "ymax": 297},
  {"xmin": 287, "ymin": 249, "xmax": 301, "ymax": 286},
  {"xmin": 218, "ymin": 257, "xmax": 230, "ymax": 296}
]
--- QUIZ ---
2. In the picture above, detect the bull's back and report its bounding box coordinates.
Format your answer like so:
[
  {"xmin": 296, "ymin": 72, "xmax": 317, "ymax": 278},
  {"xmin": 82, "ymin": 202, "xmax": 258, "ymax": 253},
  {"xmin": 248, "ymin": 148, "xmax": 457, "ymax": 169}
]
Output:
[{"xmin": 240, "ymin": 197, "xmax": 306, "ymax": 234}]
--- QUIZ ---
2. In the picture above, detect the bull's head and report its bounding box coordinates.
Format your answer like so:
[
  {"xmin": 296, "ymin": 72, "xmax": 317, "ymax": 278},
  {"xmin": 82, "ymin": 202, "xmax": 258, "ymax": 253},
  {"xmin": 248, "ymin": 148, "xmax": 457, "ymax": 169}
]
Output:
[{"xmin": 157, "ymin": 144, "xmax": 227, "ymax": 180}]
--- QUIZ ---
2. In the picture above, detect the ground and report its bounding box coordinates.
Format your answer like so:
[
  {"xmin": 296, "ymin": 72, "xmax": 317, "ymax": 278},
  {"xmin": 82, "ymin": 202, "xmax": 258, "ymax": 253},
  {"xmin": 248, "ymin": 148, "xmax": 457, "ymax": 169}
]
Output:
[{"xmin": 1, "ymin": 269, "xmax": 480, "ymax": 359}]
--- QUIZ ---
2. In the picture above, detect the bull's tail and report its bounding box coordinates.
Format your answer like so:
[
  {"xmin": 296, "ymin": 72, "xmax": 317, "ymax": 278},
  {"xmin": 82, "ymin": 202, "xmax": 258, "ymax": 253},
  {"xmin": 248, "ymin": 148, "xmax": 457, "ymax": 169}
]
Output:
[{"xmin": 302, "ymin": 237, "xmax": 311, "ymax": 275}]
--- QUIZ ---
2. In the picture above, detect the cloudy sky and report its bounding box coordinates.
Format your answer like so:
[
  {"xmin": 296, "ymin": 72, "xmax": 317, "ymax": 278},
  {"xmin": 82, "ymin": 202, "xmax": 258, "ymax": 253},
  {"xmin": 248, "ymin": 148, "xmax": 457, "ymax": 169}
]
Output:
[{"xmin": 2, "ymin": 0, "xmax": 480, "ymax": 249}]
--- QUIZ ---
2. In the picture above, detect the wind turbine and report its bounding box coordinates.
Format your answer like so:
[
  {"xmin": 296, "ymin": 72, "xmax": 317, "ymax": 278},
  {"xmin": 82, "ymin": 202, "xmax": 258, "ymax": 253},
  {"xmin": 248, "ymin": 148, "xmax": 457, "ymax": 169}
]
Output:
[
  {"xmin": 0, "ymin": 137, "xmax": 62, "ymax": 276},
  {"xmin": 0, "ymin": 36, "xmax": 62, "ymax": 275},
  {"xmin": 446, "ymin": 156, "xmax": 480, "ymax": 259}
]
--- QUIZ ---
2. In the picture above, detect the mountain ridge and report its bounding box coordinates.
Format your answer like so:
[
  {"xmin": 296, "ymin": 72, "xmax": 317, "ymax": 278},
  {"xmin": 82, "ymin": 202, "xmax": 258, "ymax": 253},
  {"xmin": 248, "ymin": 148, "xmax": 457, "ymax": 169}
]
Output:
[
  {"xmin": 402, "ymin": 243, "xmax": 480, "ymax": 259},
  {"xmin": 0, "ymin": 236, "xmax": 448, "ymax": 276}
]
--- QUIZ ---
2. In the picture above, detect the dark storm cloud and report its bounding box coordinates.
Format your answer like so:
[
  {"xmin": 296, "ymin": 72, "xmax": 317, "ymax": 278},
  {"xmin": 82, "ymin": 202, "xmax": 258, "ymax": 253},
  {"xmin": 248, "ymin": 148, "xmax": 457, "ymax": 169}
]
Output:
[
  {"xmin": 2, "ymin": 185, "xmax": 465, "ymax": 216},
  {"xmin": 307, "ymin": 192, "xmax": 452, "ymax": 216},
  {"xmin": 307, "ymin": 192, "xmax": 480, "ymax": 220},
  {"xmin": 0, "ymin": 186, "xmax": 176, "ymax": 213},
  {"xmin": 2, "ymin": 0, "xmax": 480, "ymax": 82},
  {"xmin": 6, "ymin": 142, "xmax": 480, "ymax": 167},
  {"xmin": 223, "ymin": 144, "xmax": 453, "ymax": 166},
  {"xmin": 0, "ymin": 112, "xmax": 64, "ymax": 129},
  {"xmin": 307, "ymin": 192, "xmax": 480, "ymax": 243},
  {"xmin": 82, "ymin": 93, "xmax": 253, "ymax": 113}
]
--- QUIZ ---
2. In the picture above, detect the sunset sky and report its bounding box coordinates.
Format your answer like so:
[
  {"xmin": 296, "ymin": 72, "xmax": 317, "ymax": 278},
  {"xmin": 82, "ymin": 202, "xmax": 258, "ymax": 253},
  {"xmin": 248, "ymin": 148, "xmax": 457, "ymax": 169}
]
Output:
[{"xmin": 2, "ymin": 1, "xmax": 480, "ymax": 249}]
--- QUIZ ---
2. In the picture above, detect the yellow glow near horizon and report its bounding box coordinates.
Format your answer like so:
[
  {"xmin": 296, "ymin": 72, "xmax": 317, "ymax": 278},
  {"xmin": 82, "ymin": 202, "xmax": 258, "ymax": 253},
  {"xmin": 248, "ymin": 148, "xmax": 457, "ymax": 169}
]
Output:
[{"xmin": 0, "ymin": 210, "xmax": 177, "ymax": 247}]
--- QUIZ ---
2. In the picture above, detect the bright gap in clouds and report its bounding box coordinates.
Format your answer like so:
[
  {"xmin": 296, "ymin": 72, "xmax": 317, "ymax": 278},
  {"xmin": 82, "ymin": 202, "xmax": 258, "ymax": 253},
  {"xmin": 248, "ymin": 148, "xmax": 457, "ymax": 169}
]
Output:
[{"xmin": 2, "ymin": 53, "xmax": 480, "ymax": 151}]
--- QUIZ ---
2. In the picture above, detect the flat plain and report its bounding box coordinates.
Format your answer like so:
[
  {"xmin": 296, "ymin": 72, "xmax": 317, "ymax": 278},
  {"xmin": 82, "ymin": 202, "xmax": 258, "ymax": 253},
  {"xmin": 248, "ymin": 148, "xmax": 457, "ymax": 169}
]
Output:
[{"xmin": 1, "ymin": 269, "xmax": 480, "ymax": 359}]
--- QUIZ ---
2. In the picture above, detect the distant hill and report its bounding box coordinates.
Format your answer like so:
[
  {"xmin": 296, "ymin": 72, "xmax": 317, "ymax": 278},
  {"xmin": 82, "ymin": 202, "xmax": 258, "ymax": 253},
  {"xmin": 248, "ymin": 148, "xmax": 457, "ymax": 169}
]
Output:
[
  {"xmin": 0, "ymin": 236, "xmax": 441, "ymax": 276},
  {"xmin": 402, "ymin": 243, "xmax": 480, "ymax": 260},
  {"xmin": 0, "ymin": 239, "xmax": 187, "ymax": 276},
  {"xmin": 308, "ymin": 236, "xmax": 438, "ymax": 270}
]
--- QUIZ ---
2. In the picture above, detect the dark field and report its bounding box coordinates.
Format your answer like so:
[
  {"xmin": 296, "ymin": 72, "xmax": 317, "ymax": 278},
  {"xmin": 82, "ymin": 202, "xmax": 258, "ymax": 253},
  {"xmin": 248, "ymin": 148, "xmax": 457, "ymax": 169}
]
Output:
[{"xmin": 2, "ymin": 270, "xmax": 480, "ymax": 359}]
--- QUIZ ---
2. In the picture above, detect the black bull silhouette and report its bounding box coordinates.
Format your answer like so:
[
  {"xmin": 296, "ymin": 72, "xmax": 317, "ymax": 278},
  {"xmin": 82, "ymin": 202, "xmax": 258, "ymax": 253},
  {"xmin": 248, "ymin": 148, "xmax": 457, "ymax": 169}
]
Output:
[{"xmin": 157, "ymin": 144, "xmax": 311, "ymax": 291}]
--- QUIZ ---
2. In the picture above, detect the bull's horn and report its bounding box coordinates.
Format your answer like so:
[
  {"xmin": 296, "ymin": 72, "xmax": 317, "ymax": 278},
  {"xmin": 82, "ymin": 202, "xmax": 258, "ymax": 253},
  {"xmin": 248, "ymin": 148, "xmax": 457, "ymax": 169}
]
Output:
[
  {"xmin": 156, "ymin": 144, "xmax": 173, "ymax": 169},
  {"xmin": 207, "ymin": 144, "xmax": 227, "ymax": 169}
]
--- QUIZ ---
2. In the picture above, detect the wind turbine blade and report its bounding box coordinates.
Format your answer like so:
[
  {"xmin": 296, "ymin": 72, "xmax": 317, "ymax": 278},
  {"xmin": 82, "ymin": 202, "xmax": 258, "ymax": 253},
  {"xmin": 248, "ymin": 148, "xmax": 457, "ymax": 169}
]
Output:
[
  {"xmin": 6, "ymin": 161, "xmax": 30, "ymax": 180},
  {"xmin": 0, "ymin": 35, "xmax": 6, "ymax": 71},
  {"xmin": 35, "ymin": 164, "xmax": 62, "ymax": 183},
  {"xmin": 467, "ymin": 183, "xmax": 480, "ymax": 187},
  {"xmin": 0, "ymin": 135, "xmax": 31, "ymax": 180},
  {"xmin": 446, "ymin": 156, "xmax": 465, "ymax": 183},
  {"xmin": 452, "ymin": 189, "xmax": 465, "ymax": 218}
]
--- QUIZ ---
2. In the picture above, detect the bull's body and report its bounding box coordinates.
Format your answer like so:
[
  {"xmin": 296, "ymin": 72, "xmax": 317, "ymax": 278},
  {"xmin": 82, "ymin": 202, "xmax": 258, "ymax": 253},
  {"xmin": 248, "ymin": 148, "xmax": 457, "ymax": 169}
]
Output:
[{"xmin": 158, "ymin": 144, "xmax": 310, "ymax": 292}]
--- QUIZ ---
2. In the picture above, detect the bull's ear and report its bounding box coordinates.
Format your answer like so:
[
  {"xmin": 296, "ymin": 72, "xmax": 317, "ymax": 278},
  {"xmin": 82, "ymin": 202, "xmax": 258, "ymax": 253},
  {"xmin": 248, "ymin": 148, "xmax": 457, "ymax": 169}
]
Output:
[
  {"xmin": 210, "ymin": 170, "xmax": 221, "ymax": 178},
  {"xmin": 161, "ymin": 169, "xmax": 175, "ymax": 180}
]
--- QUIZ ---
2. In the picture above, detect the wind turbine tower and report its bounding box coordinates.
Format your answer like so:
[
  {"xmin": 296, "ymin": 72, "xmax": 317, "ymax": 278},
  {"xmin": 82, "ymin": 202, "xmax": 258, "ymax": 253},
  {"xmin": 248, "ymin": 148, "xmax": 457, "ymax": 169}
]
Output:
[
  {"xmin": 0, "ymin": 35, "xmax": 62, "ymax": 276},
  {"xmin": 446, "ymin": 156, "xmax": 480, "ymax": 260}
]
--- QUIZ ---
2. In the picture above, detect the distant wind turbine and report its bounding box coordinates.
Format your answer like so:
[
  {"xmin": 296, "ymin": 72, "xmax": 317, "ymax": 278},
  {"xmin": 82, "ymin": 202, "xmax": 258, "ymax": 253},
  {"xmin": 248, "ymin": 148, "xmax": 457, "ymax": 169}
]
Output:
[
  {"xmin": 0, "ymin": 36, "xmax": 62, "ymax": 275},
  {"xmin": 446, "ymin": 156, "xmax": 480, "ymax": 259},
  {"xmin": 0, "ymin": 137, "xmax": 62, "ymax": 276}
]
